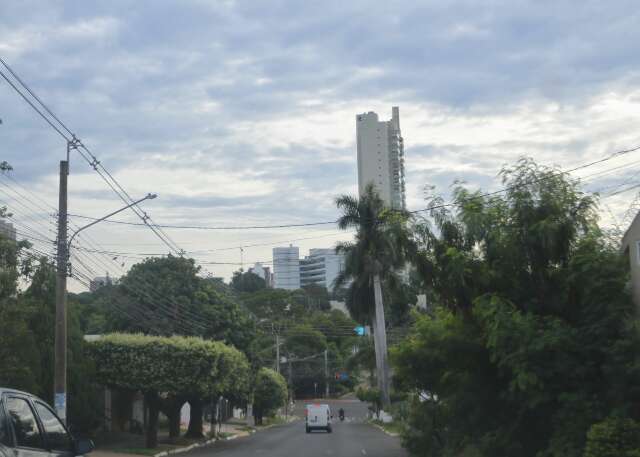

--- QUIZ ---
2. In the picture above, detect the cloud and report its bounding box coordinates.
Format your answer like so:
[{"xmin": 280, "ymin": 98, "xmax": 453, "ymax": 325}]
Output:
[{"xmin": 2, "ymin": 0, "xmax": 640, "ymax": 289}]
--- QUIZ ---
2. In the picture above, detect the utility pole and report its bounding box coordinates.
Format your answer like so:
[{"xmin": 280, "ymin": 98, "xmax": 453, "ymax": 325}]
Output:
[
  {"xmin": 324, "ymin": 349, "xmax": 329, "ymax": 398},
  {"xmin": 288, "ymin": 358, "xmax": 293, "ymax": 402},
  {"xmin": 54, "ymin": 159, "xmax": 68, "ymax": 423},
  {"xmin": 275, "ymin": 334, "xmax": 280, "ymax": 374},
  {"xmin": 52, "ymin": 136, "xmax": 155, "ymax": 424}
]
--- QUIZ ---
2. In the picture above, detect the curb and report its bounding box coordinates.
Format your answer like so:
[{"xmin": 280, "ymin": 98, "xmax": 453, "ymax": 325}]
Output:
[
  {"xmin": 151, "ymin": 431, "xmax": 247, "ymax": 457},
  {"xmin": 368, "ymin": 421, "xmax": 400, "ymax": 438},
  {"xmin": 152, "ymin": 437, "xmax": 218, "ymax": 457},
  {"xmin": 152, "ymin": 416, "xmax": 298, "ymax": 456}
]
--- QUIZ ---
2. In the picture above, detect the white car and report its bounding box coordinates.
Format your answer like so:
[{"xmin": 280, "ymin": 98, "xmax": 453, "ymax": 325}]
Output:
[{"xmin": 305, "ymin": 403, "xmax": 332, "ymax": 433}]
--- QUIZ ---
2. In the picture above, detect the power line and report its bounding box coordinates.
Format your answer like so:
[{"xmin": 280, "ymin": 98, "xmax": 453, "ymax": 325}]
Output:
[
  {"xmin": 67, "ymin": 213, "xmax": 338, "ymax": 230},
  {"xmin": 65, "ymin": 145, "xmax": 640, "ymax": 230},
  {"xmin": 1, "ymin": 173, "xmax": 229, "ymax": 333},
  {"xmin": 0, "ymin": 58, "xmax": 183, "ymax": 258},
  {"xmin": 409, "ymin": 145, "xmax": 640, "ymax": 216}
]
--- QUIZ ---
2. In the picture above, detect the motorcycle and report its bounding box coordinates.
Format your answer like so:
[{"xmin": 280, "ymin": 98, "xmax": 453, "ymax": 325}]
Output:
[{"xmin": 339, "ymin": 410, "xmax": 345, "ymax": 422}]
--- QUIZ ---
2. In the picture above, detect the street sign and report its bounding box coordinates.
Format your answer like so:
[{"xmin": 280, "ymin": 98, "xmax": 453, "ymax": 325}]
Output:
[{"xmin": 354, "ymin": 326, "xmax": 366, "ymax": 336}]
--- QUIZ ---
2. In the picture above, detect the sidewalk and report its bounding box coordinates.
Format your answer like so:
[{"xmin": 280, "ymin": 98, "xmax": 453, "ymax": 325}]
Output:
[{"xmin": 93, "ymin": 422, "xmax": 252, "ymax": 457}]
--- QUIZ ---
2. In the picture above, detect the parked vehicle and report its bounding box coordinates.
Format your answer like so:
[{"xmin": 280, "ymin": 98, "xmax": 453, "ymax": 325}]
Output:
[
  {"xmin": 0, "ymin": 388, "xmax": 94, "ymax": 457},
  {"xmin": 305, "ymin": 403, "xmax": 332, "ymax": 433}
]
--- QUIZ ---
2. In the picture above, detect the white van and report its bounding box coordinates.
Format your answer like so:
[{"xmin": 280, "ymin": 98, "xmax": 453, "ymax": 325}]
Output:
[{"xmin": 305, "ymin": 403, "xmax": 332, "ymax": 433}]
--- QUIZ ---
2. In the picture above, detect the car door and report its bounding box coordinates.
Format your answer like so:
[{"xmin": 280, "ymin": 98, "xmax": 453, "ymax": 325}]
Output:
[
  {"xmin": 32, "ymin": 402, "xmax": 74, "ymax": 457},
  {"xmin": 4, "ymin": 396, "xmax": 49, "ymax": 457},
  {"xmin": 0, "ymin": 397, "xmax": 13, "ymax": 457}
]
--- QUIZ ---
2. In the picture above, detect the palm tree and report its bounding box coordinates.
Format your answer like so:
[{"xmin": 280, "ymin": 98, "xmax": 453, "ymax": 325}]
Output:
[{"xmin": 333, "ymin": 183, "xmax": 413, "ymax": 407}]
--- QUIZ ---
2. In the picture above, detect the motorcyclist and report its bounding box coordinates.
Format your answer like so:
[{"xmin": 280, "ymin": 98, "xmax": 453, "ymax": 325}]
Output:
[{"xmin": 338, "ymin": 407, "xmax": 345, "ymax": 421}]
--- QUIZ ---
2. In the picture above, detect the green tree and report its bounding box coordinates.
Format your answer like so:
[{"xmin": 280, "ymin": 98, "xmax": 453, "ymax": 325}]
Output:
[
  {"xmin": 116, "ymin": 255, "xmax": 203, "ymax": 335},
  {"xmin": 231, "ymin": 270, "xmax": 266, "ymax": 293},
  {"xmin": 106, "ymin": 256, "xmax": 255, "ymax": 352},
  {"xmin": 299, "ymin": 284, "xmax": 330, "ymax": 311},
  {"xmin": 91, "ymin": 333, "xmax": 248, "ymax": 447},
  {"xmin": 252, "ymin": 368, "xmax": 287, "ymax": 425},
  {"xmin": 0, "ymin": 300, "xmax": 40, "ymax": 392},
  {"xmin": 584, "ymin": 417, "xmax": 640, "ymax": 457},
  {"xmin": 334, "ymin": 183, "xmax": 414, "ymax": 406},
  {"xmin": 0, "ymin": 206, "xmax": 40, "ymax": 391},
  {"xmin": 393, "ymin": 159, "xmax": 640, "ymax": 457},
  {"xmin": 0, "ymin": 206, "xmax": 32, "ymax": 300}
]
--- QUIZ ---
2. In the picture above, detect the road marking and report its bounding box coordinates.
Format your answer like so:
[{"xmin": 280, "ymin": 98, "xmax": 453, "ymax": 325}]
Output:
[{"xmin": 361, "ymin": 449, "xmax": 367, "ymax": 455}]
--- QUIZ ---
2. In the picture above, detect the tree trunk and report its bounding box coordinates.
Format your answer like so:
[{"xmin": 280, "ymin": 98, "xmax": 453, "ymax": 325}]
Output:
[
  {"xmin": 167, "ymin": 401, "xmax": 182, "ymax": 441},
  {"xmin": 160, "ymin": 395, "xmax": 185, "ymax": 442},
  {"xmin": 144, "ymin": 391, "xmax": 160, "ymax": 449},
  {"xmin": 372, "ymin": 274, "xmax": 391, "ymax": 407},
  {"xmin": 185, "ymin": 398, "xmax": 204, "ymax": 438}
]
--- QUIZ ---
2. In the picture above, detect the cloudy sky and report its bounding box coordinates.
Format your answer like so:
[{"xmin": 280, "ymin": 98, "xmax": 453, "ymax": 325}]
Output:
[{"xmin": 2, "ymin": 1, "xmax": 640, "ymax": 290}]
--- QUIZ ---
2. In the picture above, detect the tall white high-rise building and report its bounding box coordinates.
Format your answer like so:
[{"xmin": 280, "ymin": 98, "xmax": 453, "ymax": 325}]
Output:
[
  {"xmin": 273, "ymin": 246, "xmax": 301, "ymax": 290},
  {"xmin": 300, "ymin": 248, "xmax": 345, "ymax": 291},
  {"xmin": 356, "ymin": 106, "xmax": 406, "ymax": 209}
]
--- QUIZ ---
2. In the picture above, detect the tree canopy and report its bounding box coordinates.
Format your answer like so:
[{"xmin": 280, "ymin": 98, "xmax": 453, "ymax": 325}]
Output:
[
  {"xmin": 252, "ymin": 368, "xmax": 287, "ymax": 425},
  {"xmin": 97, "ymin": 255, "xmax": 255, "ymax": 352},
  {"xmin": 392, "ymin": 158, "xmax": 640, "ymax": 457},
  {"xmin": 231, "ymin": 270, "xmax": 266, "ymax": 293},
  {"xmin": 91, "ymin": 333, "xmax": 250, "ymax": 447}
]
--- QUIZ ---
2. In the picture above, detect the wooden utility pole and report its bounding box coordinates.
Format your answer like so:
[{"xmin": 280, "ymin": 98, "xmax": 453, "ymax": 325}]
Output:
[{"xmin": 54, "ymin": 159, "xmax": 68, "ymax": 423}]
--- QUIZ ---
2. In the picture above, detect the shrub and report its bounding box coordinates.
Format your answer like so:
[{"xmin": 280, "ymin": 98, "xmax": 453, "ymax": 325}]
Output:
[{"xmin": 584, "ymin": 417, "xmax": 640, "ymax": 457}]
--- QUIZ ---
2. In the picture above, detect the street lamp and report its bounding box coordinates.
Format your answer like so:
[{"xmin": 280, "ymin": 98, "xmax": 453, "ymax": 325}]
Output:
[
  {"xmin": 67, "ymin": 193, "xmax": 157, "ymax": 252},
  {"xmin": 54, "ymin": 192, "xmax": 157, "ymax": 423}
]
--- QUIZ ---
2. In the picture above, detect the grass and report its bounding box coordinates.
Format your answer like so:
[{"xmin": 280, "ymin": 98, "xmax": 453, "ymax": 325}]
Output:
[
  {"xmin": 371, "ymin": 419, "xmax": 403, "ymax": 436},
  {"xmin": 261, "ymin": 416, "xmax": 288, "ymax": 427}
]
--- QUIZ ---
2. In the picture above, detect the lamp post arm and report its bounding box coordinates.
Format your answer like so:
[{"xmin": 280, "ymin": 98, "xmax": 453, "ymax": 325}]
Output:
[{"xmin": 67, "ymin": 193, "xmax": 156, "ymax": 251}]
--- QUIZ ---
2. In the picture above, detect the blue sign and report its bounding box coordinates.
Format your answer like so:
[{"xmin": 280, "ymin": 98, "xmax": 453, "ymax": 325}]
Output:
[
  {"xmin": 54, "ymin": 393, "xmax": 66, "ymax": 421},
  {"xmin": 354, "ymin": 326, "xmax": 366, "ymax": 336}
]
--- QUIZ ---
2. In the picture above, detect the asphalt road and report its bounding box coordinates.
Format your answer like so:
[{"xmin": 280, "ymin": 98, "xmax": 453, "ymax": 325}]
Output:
[{"xmin": 187, "ymin": 399, "xmax": 408, "ymax": 457}]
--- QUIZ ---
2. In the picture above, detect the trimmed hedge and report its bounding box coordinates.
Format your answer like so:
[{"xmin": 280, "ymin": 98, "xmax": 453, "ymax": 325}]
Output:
[{"xmin": 91, "ymin": 333, "xmax": 250, "ymax": 398}]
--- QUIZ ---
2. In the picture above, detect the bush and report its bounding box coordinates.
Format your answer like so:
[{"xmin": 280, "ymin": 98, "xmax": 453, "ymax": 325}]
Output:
[
  {"xmin": 584, "ymin": 417, "xmax": 640, "ymax": 457},
  {"xmin": 356, "ymin": 386, "xmax": 382, "ymax": 417},
  {"xmin": 91, "ymin": 333, "xmax": 250, "ymax": 447},
  {"xmin": 253, "ymin": 368, "xmax": 287, "ymax": 425}
]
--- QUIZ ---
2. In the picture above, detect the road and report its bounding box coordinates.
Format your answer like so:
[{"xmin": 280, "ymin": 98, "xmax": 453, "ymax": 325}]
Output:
[{"xmin": 187, "ymin": 399, "xmax": 408, "ymax": 457}]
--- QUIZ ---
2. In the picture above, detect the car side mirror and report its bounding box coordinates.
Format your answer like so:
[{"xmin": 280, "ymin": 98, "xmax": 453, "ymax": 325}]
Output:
[{"xmin": 75, "ymin": 439, "xmax": 95, "ymax": 456}]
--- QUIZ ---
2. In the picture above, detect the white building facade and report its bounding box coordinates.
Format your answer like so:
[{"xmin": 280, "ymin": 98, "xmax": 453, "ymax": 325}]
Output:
[
  {"xmin": 273, "ymin": 246, "xmax": 301, "ymax": 290},
  {"xmin": 249, "ymin": 262, "xmax": 274, "ymax": 288},
  {"xmin": 356, "ymin": 106, "xmax": 406, "ymax": 210},
  {"xmin": 299, "ymin": 248, "xmax": 345, "ymax": 291}
]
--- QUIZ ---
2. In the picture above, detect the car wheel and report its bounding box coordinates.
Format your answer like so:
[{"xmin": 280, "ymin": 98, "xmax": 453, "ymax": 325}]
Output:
[{"xmin": 327, "ymin": 427, "xmax": 332, "ymax": 433}]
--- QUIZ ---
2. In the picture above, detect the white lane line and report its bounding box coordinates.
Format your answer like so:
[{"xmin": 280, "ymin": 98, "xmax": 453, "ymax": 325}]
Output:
[{"xmin": 361, "ymin": 449, "xmax": 367, "ymax": 455}]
